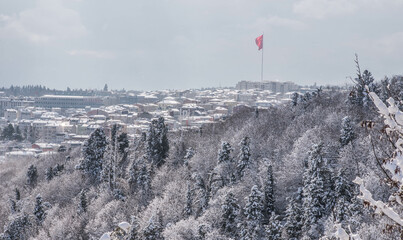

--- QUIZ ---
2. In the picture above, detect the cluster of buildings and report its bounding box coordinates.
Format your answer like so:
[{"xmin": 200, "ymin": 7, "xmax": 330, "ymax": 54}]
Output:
[{"xmin": 0, "ymin": 80, "xmax": 313, "ymax": 161}]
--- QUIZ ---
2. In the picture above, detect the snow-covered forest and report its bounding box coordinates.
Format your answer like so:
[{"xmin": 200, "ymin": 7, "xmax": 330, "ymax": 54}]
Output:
[{"xmin": 1, "ymin": 70, "xmax": 403, "ymax": 239}]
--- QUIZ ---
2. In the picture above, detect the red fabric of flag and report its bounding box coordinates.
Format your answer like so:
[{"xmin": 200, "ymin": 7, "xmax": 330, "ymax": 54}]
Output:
[{"xmin": 255, "ymin": 35, "xmax": 263, "ymax": 50}]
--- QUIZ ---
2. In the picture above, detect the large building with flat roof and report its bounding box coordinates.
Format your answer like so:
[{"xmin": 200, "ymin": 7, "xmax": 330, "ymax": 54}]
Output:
[
  {"xmin": 35, "ymin": 95, "xmax": 103, "ymax": 108},
  {"xmin": 236, "ymin": 80, "xmax": 300, "ymax": 94}
]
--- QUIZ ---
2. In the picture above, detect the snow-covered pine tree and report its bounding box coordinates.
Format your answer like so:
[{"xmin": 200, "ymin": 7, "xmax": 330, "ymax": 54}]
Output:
[
  {"xmin": 291, "ymin": 92, "xmax": 299, "ymax": 106},
  {"xmin": 128, "ymin": 160, "xmax": 139, "ymax": 194},
  {"xmin": 195, "ymin": 175, "xmax": 209, "ymax": 216},
  {"xmin": 26, "ymin": 165, "xmax": 38, "ymax": 188},
  {"xmin": 243, "ymin": 185, "xmax": 265, "ymax": 239},
  {"xmin": 183, "ymin": 147, "xmax": 195, "ymax": 166},
  {"xmin": 218, "ymin": 142, "xmax": 233, "ymax": 164},
  {"xmin": 220, "ymin": 192, "xmax": 240, "ymax": 236},
  {"xmin": 127, "ymin": 216, "xmax": 140, "ymax": 240},
  {"xmin": 77, "ymin": 189, "xmax": 88, "ymax": 214},
  {"xmin": 237, "ymin": 137, "xmax": 251, "ymax": 179},
  {"xmin": 265, "ymin": 213, "xmax": 282, "ymax": 240},
  {"xmin": 77, "ymin": 127, "xmax": 108, "ymax": 183},
  {"xmin": 14, "ymin": 126, "xmax": 23, "ymax": 142},
  {"xmin": 184, "ymin": 182, "xmax": 193, "ymax": 217},
  {"xmin": 284, "ymin": 197, "xmax": 303, "ymax": 240},
  {"xmin": 332, "ymin": 169, "xmax": 363, "ymax": 228},
  {"xmin": 143, "ymin": 216, "xmax": 163, "ymax": 240},
  {"xmin": 45, "ymin": 166, "xmax": 54, "ymax": 181},
  {"xmin": 146, "ymin": 117, "xmax": 169, "ymax": 168},
  {"xmin": 157, "ymin": 116, "xmax": 169, "ymax": 161},
  {"xmin": 340, "ymin": 116, "xmax": 355, "ymax": 147},
  {"xmin": 302, "ymin": 144, "xmax": 329, "ymax": 238},
  {"xmin": 33, "ymin": 194, "xmax": 46, "ymax": 224},
  {"xmin": 137, "ymin": 164, "xmax": 152, "ymax": 206},
  {"xmin": 15, "ymin": 188, "xmax": 20, "ymax": 201},
  {"xmin": 0, "ymin": 213, "xmax": 31, "ymax": 240},
  {"xmin": 9, "ymin": 199, "xmax": 17, "ymax": 214},
  {"xmin": 264, "ymin": 164, "xmax": 275, "ymax": 221}
]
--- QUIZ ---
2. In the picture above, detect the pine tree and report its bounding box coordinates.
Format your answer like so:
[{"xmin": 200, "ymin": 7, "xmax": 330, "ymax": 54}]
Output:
[
  {"xmin": 1, "ymin": 123, "xmax": 15, "ymax": 141},
  {"xmin": 128, "ymin": 160, "xmax": 139, "ymax": 194},
  {"xmin": 14, "ymin": 188, "xmax": 20, "ymax": 201},
  {"xmin": 237, "ymin": 137, "xmax": 251, "ymax": 179},
  {"xmin": 146, "ymin": 117, "xmax": 169, "ymax": 168},
  {"xmin": 157, "ymin": 116, "xmax": 169, "ymax": 161},
  {"xmin": 9, "ymin": 199, "xmax": 17, "ymax": 214},
  {"xmin": 26, "ymin": 165, "xmax": 38, "ymax": 188},
  {"xmin": 340, "ymin": 116, "xmax": 355, "ymax": 147},
  {"xmin": 77, "ymin": 189, "xmax": 88, "ymax": 214},
  {"xmin": 127, "ymin": 216, "xmax": 140, "ymax": 240},
  {"xmin": 195, "ymin": 175, "xmax": 209, "ymax": 216},
  {"xmin": 45, "ymin": 167, "xmax": 54, "ymax": 181},
  {"xmin": 284, "ymin": 197, "xmax": 303, "ymax": 240},
  {"xmin": 14, "ymin": 126, "xmax": 23, "ymax": 142},
  {"xmin": 143, "ymin": 216, "xmax": 163, "ymax": 240},
  {"xmin": 1, "ymin": 213, "xmax": 31, "ymax": 240},
  {"xmin": 291, "ymin": 92, "xmax": 299, "ymax": 106},
  {"xmin": 137, "ymin": 164, "xmax": 152, "ymax": 206},
  {"xmin": 183, "ymin": 147, "xmax": 195, "ymax": 166},
  {"xmin": 184, "ymin": 182, "xmax": 193, "ymax": 217},
  {"xmin": 243, "ymin": 185, "xmax": 265, "ymax": 239},
  {"xmin": 33, "ymin": 194, "xmax": 46, "ymax": 224},
  {"xmin": 302, "ymin": 144, "xmax": 330, "ymax": 238},
  {"xmin": 220, "ymin": 192, "xmax": 240, "ymax": 236},
  {"xmin": 218, "ymin": 142, "xmax": 233, "ymax": 164},
  {"xmin": 264, "ymin": 165, "xmax": 275, "ymax": 220},
  {"xmin": 265, "ymin": 213, "xmax": 282, "ymax": 240},
  {"xmin": 77, "ymin": 128, "xmax": 108, "ymax": 183}
]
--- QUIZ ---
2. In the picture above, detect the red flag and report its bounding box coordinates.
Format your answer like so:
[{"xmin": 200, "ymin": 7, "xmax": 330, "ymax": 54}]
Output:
[{"xmin": 255, "ymin": 35, "xmax": 263, "ymax": 50}]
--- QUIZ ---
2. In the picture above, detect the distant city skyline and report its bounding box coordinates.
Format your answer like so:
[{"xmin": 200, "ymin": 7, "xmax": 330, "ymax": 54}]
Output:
[{"xmin": 1, "ymin": 0, "xmax": 403, "ymax": 90}]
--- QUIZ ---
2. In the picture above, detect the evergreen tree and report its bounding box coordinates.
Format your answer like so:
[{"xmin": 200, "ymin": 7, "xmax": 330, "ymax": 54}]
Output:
[
  {"xmin": 284, "ymin": 197, "xmax": 303, "ymax": 240},
  {"xmin": 302, "ymin": 144, "xmax": 330, "ymax": 238},
  {"xmin": 340, "ymin": 116, "xmax": 355, "ymax": 147},
  {"xmin": 265, "ymin": 213, "xmax": 282, "ymax": 240},
  {"xmin": 1, "ymin": 123, "xmax": 15, "ymax": 140},
  {"xmin": 137, "ymin": 164, "xmax": 152, "ymax": 206},
  {"xmin": 183, "ymin": 147, "xmax": 195, "ymax": 166},
  {"xmin": 117, "ymin": 132, "xmax": 129, "ymax": 156},
  {"xmin": 14, "ymin": 188, "xmax": 20, "ymax": 201},
  {"xmin": 13, "ymin": 126, "xmax": 23, "ymax": 142},
  {"xmin": 0, "ymin": 213, "xmax": 31, "ymax": 240},
  {"xmin": 291, "ymin": 92, "xmax": 299, "ymax": 106},
  {"xmin": 184, "ymin": 182, "xmax": 193, "ymax": 217},
  {"xmin": 9, "ymin": 199, "xmax": 17, "ymax": 214},
  {"xmin": 264, "ymin": 165, "xmax": 275, "ymax": 220},
  {"xmin": 220, "ymin": 192, "xmax": 240, "ymax": 236},
  {"xmin": 237, "ymin": 137, "xmax": 251, "ymax": 179},
  {"xmin": 45, "ymin": 167, "xmax": 54, "ymax": 181},
  {"xmin": 143, "ymin": 216, "xmax": 163, "ymax": 240},
  {"xmin": 77, "ymin": 128, "xmax": 108, "ymax": 183},
  {"xmin": 128, "ymin": 160, "xmax": 139, "ymax": 194},
  {"xmin": 243, "ymin": 185, "xmax": 265, "ymax": 239},
  {"xmin": 146, "ymin": 117, "xmax": 169, "ymax": 168},
  {"xmin": 103, "ymin": 84, "xmax": 108, "ymax": 92},
  {"xmin": 157, "ymin": 116, "xmax": 169, "ymax": 161},
  {"xmin": 218, "ymin": 142, "xmax": 233, "ymax": 164},
  {"xmin": 127, "ymin": 216, "xmax": 140, "ymax": 240},
  {"xmin": 77, "ymin": 189, "xmax": 88, "ymax": 214},
  {"xmin": 33, "ymin": 194, "xmax": 46, "ymax": 224},
  {"xmin": 26, "ymin": 165, "xmax": 38, "ymax": 188},
  {"xmin": 195, "ymin": 175, "xmax": 209, "ymax": 216}
]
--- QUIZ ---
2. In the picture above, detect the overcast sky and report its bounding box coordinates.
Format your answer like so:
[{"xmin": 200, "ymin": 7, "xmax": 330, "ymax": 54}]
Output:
[{"xmin": 1, "ymin": 0, "xmax": 402, "ymax": 90}]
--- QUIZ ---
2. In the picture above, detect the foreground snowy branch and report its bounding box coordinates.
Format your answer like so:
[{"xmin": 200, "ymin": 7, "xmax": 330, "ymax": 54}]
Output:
[{"xmin": 353, "ymin": 90, "xmax": 403, "ymax": 226}]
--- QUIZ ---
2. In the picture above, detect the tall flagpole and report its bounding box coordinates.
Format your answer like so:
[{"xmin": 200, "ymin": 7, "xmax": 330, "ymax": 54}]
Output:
[{"xmin": 261, "ymin": 34, "xmax": 264, "ymax": 82}]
